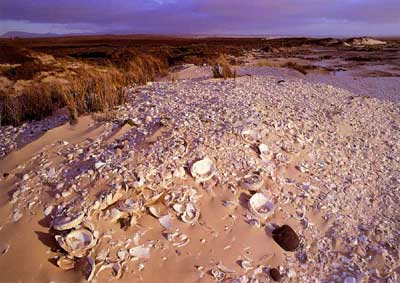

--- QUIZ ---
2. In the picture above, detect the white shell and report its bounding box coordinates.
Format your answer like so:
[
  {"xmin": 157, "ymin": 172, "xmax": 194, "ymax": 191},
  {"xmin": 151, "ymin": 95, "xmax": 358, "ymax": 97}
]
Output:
[
  {"xmin": 190, "ymin": 157, "xmax": 216, "ymax": 182},
  {"xmin": 181, "ymin": 203, "xmax": 200, "ymax": 225},
  {"xmin": 109, "ymin": 208, "xmax": 128, "ymax": 223},
  {"xmin": 129, "ymin": 245, "xmax": 151, "ymax": 259},
  {"xmin": 52, "ymin": 213, "xmax": 85, "ymax": 231},
  {"xmin": 56, "ymin": 228, "xmax": 97, "ymax": 257},
  {"xmin": 258, "ymin": 144, "xmax": 273, "ymax": 161},
  {"xmin": 248, "ymin": 193, "xmax": 275, "ymax": 220},
  {"xmin": 241, "ymin": 129, "xmax": 260, "ymax": 143},
  {"xmin": 240, "ymin": 260, "xmax": 254, "ymax": 271},
  {"xmin": 159, "ymin": 214, "xmax": 173, "ymax": 229}
]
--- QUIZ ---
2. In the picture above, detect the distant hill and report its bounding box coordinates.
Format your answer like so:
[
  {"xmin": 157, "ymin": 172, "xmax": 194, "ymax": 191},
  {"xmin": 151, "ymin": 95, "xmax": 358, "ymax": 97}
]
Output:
[{"xmin": 0, "ymin": 31, "xmax": 94, "ymax": 38}]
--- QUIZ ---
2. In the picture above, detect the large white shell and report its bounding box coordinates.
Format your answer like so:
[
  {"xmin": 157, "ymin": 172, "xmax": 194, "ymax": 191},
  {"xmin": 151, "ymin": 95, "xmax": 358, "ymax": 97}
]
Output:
[
  {"xmin": 52, "ymin": 213, "xmax": 85, "ymax": 231},
  {"xmin": 56, "ymin": 228, "xmax": 97, "ymax": 257},
  {"xmin": 249, "ymin": 193, "xmax": 275, "ymax": 220},
  {"xmin": 190, "ymin": 157, "xmax": 216, "ymax": 182}
]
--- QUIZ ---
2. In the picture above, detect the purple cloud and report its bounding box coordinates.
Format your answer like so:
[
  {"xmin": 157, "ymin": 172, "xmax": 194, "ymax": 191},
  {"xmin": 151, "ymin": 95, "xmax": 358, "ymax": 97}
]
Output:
[{"xmin": 0, "ymin": 0, "xmax": 399, "ymax": 35}]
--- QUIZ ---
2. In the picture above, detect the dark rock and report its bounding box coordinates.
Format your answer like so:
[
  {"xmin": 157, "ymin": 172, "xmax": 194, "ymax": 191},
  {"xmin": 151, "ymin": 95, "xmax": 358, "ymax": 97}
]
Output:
[
  {"xmin": 269, "ymin": 268, "xmax": 282, "ymax": 282},
  {"xmin": 272, "ymin": 225, "xmax": 300, "ymax": 251},
  {"xmin": 3, "ymin": 172, "xmax": 9, "ymax": 178}
]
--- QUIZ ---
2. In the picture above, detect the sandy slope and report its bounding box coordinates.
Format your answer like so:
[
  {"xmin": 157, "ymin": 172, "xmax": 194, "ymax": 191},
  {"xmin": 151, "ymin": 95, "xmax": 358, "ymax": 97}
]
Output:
[{"xmin": 0, "ymin": 73, "xmax": 399, "ymax": 283}]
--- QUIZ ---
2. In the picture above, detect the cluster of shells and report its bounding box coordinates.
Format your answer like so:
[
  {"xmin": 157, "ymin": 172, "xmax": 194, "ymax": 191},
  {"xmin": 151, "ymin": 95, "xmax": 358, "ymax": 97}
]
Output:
[{"xmin": 1, "ymin": 73, "xmax": 399, "ymax": 282}]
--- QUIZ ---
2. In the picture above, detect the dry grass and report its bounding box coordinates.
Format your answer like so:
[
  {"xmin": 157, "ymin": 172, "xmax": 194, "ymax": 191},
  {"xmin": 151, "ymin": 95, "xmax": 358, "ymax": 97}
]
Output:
[
  {"xmin": 0, "ymin": 47, "xmax": 167, "ymax": 125},
  {"xmin": 212, "ymin": 56, "xmax": 236, "ymax": 79},
  {"xmin": 282, "ymin": 62, "xmax": 318, "ymax": 75}
]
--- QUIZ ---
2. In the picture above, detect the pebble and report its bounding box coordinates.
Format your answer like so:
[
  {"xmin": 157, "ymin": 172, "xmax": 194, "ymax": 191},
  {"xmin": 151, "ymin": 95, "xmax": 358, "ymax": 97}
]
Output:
[
  {"xmin": 344, "ymin": 277, "xmax": 356, "ymax": 283},
  {"xmin": 269, "ymin": 268, "xmax": 282, "ymax": 282},
  {"xmin": 272, "ymin": 225, "xmax": 300, "ymax": 252}
]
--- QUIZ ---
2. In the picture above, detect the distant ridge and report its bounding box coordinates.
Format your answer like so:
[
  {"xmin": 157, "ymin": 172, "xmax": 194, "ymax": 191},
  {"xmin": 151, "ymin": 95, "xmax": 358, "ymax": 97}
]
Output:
[{"xmin": 1, "ymin": 31, "xmax": 91, "ymax": 38}]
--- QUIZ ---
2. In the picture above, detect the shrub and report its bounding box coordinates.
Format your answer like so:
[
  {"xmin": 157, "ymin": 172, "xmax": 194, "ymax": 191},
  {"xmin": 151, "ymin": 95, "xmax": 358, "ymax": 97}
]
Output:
[{"xmin": 212, "ymin": 56, "xmax": 236, "ymax": 79}]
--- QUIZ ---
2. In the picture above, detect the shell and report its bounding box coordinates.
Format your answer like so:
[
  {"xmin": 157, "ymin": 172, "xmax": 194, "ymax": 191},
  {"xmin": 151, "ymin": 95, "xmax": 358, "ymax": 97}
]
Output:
[
  {"xmin": 241, "ymin": 129, "xmax": 260, "ymax": 143},
  {"xmin": 165, "ymin": 231, "xmax": 190, "ymax": 247},
  {"xmin": 57, "ymin": 256, "xmax": 75, "ymax": 270},
  {"xmin": 159, "ymin": 214, "xmax": 173, "ymax": 229},
  {"xmin": 181, "ymin": 203, "xmax": 200, "ymax": 225},
  {"xmin": 109, "ymin": 208, "xmax": 128, "ymax": 223},
  {"xmin": 241, "ymin": 174, "xmax": 264, "ymax": 191},
  {"xmin": 129, "ymin": 245, "xmax": 151, "ymax": 259},
  {"xmin": 118, "ymin": 199, "xmax": 141, "ymax": 213},
  {"xmin": 217, "ymin": 262, "xmax": 236, "ymax": 273},
  {"xmin": 211, "ymin": 269, "xmax": 226, "ymax": 281},
  {"xmin": 52, "ymin": 212, "xmax": 85, "ymax": 231},
  {"xmin": 56, "ymin": 228, "xmax": 97, "ymax": 257},
  {"xmin": 258, "ymin": 144, "xmax": 273, "ymax": 161},
  {"xmin": 248, "ymin": 193, "xmax": 275, "ymax": 220},
  {"xmin": 99, "ymin": 189, "xmax": 124, "ymax": 210},
  {"xmin": 148, "ymin": 205, "xmax": 163, "ymax": 218},
  {"xmin": 190, "ymin": 157, "xmax": 216, "ymax": 182},
  {"xmin": 239, "ymin": 260, "xmax": 254, "ymax": 271}
]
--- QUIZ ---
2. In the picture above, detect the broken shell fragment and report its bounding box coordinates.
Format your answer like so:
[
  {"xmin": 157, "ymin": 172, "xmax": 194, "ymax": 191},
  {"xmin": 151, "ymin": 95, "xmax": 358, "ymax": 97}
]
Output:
[
  {"xmin": 159, "ymin": 214, "xmax": 173, "ymax": 229},
  {"xmin": 258, "ymin": 144, "xmax": 273, "ymax": 161},
  {"xmin": 181, "ymin": 203, "xmax": 200, "ymax": 225},
  {"xmin": 249, "ymin": 193, "xmax": 275, "ymax": 220},
  {"xmin": 99, "ymin": 189, "xmax": 124, "ymax": 210},
  {"xmin": 190, "ymin": 157, "xmax": 216, "ymax": 182},
  {"xmin": 211, "ymin": 269, "xmax": 226, "ymax": 281},
  {"xmin": 217, "ymin": 262, "xmax": 236, "ymax": 274},
  {"xmin": 239, "ymin": 260, "xmax": 254, "ymax": 271},
  {"xmin": 241, "ymin": 129, "xmax": 260, "ymax": 144},
  {"xmin": 57, "ymin": 256, "xmax": 75, "ymax": 270},
  {"xmin": 165, "ymin": 231, "xmax": 190, "ymax": 247},
  {"xmin": 129, "ymin": 245, "xmax": 151, "ymax": 260},
  {"xmin": 56, "ymin": 228, "xmax": 97, "ymax": 257},
  {"xmin": 52, "ymin": 212, "xmax": 85, "ymax": 231},
  {"xmin": 241, "ymin": 174, "xmax": 264, "ymax": 191},
  {"xmin": 109, "ymin": 208, "xmax": 128, "ymax": 223}
]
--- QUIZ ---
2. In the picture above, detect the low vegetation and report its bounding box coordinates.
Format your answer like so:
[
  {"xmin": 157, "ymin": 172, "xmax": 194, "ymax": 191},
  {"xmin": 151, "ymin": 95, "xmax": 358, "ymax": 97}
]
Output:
[
  {"xmin": 1, "ymin": 35, "xmax": 399, "ymax": 126},
  {"xmin": 0, "ymin": 44, "xmax": 167, "ymax": 125},
  {"xmin": 212, "ymin": 56, "xmax": 236, "ymax": 79}
]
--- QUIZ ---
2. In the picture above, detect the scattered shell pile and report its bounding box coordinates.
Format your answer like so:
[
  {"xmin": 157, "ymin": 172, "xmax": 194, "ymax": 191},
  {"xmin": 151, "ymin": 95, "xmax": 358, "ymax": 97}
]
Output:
[{"xmin": 0, "ymin": 74, "xmax": 399, "ymax": 282}]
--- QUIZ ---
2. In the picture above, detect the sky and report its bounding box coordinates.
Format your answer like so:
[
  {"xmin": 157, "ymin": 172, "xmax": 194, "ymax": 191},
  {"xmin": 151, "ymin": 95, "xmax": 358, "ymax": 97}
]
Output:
[{"xmin": 1, "ymin": 0, "xmax": 400, "ymax": 36}]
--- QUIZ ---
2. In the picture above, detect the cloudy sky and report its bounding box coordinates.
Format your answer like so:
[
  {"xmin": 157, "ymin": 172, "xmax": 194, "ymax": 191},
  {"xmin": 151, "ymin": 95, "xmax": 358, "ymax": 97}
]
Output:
[{"xmin": 1, "ymin": 0, "xmax": 399, "ymax": 36}]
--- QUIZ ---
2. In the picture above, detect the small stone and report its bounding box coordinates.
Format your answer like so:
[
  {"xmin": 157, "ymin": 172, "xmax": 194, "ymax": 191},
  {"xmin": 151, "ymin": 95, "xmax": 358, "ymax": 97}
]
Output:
[
  {"xmin": 269, "ymin": 268, "xmax": 282, "ymax": 282},
  {"xmin": 22, "ymin": 174, "xmax": 29, "ymax": 181},
  {"xmin": 272, "ymin": 225, "xmax": 300, "ymax": 252},
  {"xmin": 3, "ymin": 173, "xmax": 9, "ymax": 179},
  {"xmin": 344, "ymin": 277, "xmax": 356, "ymax": 283}
]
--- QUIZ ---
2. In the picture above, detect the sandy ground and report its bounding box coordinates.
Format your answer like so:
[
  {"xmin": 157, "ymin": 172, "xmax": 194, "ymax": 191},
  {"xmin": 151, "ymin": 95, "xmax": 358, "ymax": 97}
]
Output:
[{"xmin": 0, "ymin": 65, "xmax": 399, "ymax": 283}]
